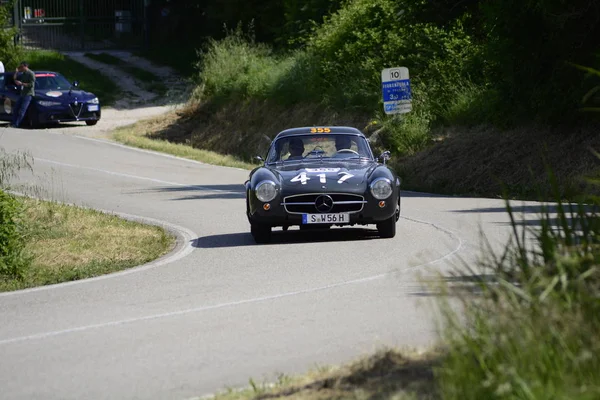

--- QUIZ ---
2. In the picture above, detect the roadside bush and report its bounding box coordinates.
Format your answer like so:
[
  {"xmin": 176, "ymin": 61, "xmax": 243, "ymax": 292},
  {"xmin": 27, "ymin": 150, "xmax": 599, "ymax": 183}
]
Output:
[
  {"xmin": 0, "ymin": 147, "xmax": 33, "ymax": 280},
  {"xmin": 195, "ymin": 0, "xmax": 483, "ymax": 157},
  {"xmin": 305, "ymin": 0, "xmax": 482, "ymax": 113},
  {"xmin": 437, "ymin": 192, "xmax": 600, "ymax": 398},
  {"xmin": 480, "ymin": 0, "xmax": 600, "ymax": 124},
  {"xmin": 0, "ymin": 190, "xmax": 28, "ymax": 279},
  {"xmin": 0, "ymin": 2, "xmax": 23, "ymax": 69},
  {"xmin": 196, "ymin": 28, "xmax": 298, "ymax": 104}
]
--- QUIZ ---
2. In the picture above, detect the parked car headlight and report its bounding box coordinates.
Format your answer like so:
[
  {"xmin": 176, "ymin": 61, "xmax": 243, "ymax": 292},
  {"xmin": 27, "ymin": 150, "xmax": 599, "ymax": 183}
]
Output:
[
  {"xmin": 370, "ymin": 178, "xmax": 393, "ymax": 199},
  {"xmin": 255, "ymin": 181, "xmax": 277, "ymax": 202},
  {"xmin": 38, "ymin": 100, "xmax": 61, "ymax": 107},
  {"xmin": 88, "ymin": 97, "xmax": 100, "ymax": 104}
]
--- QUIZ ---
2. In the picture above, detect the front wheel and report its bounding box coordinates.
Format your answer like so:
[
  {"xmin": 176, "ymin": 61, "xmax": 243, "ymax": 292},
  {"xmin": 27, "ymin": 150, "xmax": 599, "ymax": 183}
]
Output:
[
  {"xmin": 25, "ymin": 107, "xmax": 41, "ymax": 129},
  {"xmin": 86, "ymin": 120, "xmax": 98, "ymax": 126},
  {"xmin": 377, "ymin": 215, "xmax": 396, "ymax": 238},
  {"xmin": 251, "ymin": 222, "xmax": 272, "ymax": 244}
]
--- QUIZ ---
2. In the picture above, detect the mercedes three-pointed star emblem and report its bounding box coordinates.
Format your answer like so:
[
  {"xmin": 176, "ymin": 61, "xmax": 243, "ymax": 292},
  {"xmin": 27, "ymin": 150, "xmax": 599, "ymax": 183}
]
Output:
[{"xmin": 314, "ymin": 195, "xmax": 334, "ymax": 213}]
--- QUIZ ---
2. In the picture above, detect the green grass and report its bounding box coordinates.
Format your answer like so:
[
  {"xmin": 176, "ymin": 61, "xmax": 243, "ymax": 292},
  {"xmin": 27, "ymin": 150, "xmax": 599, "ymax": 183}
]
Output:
[
  {"xmin": 85, "ymin": 52, "xmax": 168, "ymax": 95},
  {"xmin": 112, "ymin": 120, "xmax": 257, "ymax": 170},
  {"xmin": 0, "ymin": 197, "xmax": 175, "ymax": 292},
  {"xmin": 435, "ymin": 193, "xmax": 600, "ymax": 399},
  {"xmin": 24, "ymin": 50, "xmax": 121, "ymax": 106},
  {"xmin": 197, "ymin": 32, "xmax": 300, "ymax": 104}
]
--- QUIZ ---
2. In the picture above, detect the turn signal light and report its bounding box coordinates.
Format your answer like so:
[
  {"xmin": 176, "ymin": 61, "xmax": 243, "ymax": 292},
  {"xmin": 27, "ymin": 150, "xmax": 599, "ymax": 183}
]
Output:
[
  {"xmin": 263, "ymin": 203, "xmax": 271, "ymax": 211},
  {"xmin": 378, "ymin": 201, "xmax": 386, "ymax": 208}
]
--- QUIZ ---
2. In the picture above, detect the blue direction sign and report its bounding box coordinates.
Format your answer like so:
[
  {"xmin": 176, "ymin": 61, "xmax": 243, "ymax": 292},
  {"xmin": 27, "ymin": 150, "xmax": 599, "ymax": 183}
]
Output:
[{"xmin": 381, "ymin": 67, "xmax": 412, "ymax": 114}]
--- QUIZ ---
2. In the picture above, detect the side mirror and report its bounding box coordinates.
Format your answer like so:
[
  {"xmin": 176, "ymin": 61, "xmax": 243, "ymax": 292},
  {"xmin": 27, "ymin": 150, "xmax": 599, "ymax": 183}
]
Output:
[
  {"xmin": 379, "ymin": 150, "xmax": 391, "ymax": 164},
  {"xmin": 255, "ymin": 156, "xmax": 264, "ymax": 163},
  {"xmin": 72, "ymin": 81, "xmax": 79, "ymax": 88}
]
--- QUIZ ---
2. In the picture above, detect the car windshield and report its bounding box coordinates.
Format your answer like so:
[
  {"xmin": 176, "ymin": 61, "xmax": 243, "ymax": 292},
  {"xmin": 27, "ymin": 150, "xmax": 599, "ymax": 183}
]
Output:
[
  {"xmin": 34, "ymin": 73, "xmax": 73, "ymax": 91},
  {"xmin": 267, "ymin": 134, "xmax": 373, "ymax": 163}
]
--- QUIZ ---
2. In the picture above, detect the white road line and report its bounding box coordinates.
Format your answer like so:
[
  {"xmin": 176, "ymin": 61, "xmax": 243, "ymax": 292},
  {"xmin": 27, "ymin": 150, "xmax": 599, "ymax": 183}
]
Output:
[
  {"xmin": 71, "ymin": 134, "xmax": 249, "ymax": 171},
  {"xmin": 35, "ymin": 157, "xmax": 241, "ymax": 192},
  {"xmin": 38, "ymin": 130, "xmax": 249, "ymax": 171},
  {"xmin": 0, "ymin": 215, "xmax": 465, "ymax": 345}
]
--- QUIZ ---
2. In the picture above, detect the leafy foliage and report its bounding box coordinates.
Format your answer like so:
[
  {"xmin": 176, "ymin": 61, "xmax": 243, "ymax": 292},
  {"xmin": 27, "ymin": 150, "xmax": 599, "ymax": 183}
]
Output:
[
  {"xmin": 0, "ymin": 190, "xmax": 29, "ymax": 279},
  {"xmin": 0, "ymin": 146, "xmax": 33, "ymax": 280},
  {"xmin": 0, "ymin": 1, "xmax": 23, "ymax": 69},
  {"xmin": 479, "ymin": 0, "xmax": 600, "ymax": 124},
  {"xmin": 571, "ymin": 63, "xmax": 600, "ymax": 112}
]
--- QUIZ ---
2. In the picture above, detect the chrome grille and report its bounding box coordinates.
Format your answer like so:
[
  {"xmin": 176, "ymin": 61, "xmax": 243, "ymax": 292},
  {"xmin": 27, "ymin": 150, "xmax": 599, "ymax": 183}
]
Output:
[
  {"xmin": 283, "ymin": 193, "xmax": 365, "ymax": 214},
  {"xmin": 70, "ymin": 102, "xmax": 83, "ymax": 117}
]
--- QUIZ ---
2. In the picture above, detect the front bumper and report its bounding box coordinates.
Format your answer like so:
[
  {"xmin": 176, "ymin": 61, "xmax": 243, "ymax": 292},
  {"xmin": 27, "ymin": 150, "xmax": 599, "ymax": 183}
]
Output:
[
  {"xmin": 248, "ymin": 193, "xmax": 399, "ymax": 227},
  {"xmin": 37, "ymin": 103, "xmax": 101, "ymax": 123}
]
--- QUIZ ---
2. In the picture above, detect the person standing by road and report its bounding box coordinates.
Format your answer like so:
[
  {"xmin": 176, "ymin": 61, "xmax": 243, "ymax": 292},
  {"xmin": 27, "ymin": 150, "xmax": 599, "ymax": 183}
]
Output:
[{"xmin": 11, "ymin": 61, "xmax": 35, "ymax": 128}]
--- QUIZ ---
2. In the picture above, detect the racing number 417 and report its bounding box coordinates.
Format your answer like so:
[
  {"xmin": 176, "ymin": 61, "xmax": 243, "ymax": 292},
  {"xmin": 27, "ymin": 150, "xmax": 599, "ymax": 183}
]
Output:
[{"xmin": 291, "ymin": 172, "xmax": 354, "ymax": 185}]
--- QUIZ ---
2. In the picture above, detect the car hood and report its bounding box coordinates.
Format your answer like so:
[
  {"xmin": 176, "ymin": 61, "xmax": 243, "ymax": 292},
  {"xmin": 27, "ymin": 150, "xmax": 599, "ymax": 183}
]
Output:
[
  {"xmin": 36, "ymin": 90, "xmax": 97, "ymax": 102},
  {"xmin": 270, "ymin": 160, "xmax": 378, "ymax": 194}
]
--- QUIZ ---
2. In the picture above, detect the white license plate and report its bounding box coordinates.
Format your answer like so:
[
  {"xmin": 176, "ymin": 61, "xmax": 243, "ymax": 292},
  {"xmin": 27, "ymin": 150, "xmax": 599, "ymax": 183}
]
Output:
[
  {"xmin": 302, "ymin": 213, "xmax": 349, "ymax": 224},
  {"xmin": 87, "ymin": 105, "xmax": 99, "ymax": 111}
]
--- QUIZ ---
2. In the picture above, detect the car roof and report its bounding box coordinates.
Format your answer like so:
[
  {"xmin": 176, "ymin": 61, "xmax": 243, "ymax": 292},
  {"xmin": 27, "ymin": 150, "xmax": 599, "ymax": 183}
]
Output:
[
  {"xmin": 274, "ymin": 126, "xmax": 366, "ymax": 139},
  {"xmin": 34, "ymin": 71, "xmax": 61, "ymax": 76},
  {"xmin": 2, "ymin": 71, "xmax": 61, "ymax": 77}
]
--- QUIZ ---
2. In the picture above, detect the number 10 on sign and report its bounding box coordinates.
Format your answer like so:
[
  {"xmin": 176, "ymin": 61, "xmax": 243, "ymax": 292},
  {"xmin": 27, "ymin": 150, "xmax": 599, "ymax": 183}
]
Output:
[{"xmin": 381, "ymin": 67, "xmax": 412, "ymax": 115}]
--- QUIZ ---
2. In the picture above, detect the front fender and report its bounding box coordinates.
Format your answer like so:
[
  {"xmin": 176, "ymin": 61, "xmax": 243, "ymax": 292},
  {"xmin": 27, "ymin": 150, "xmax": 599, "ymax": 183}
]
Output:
[{"xmin": 247, "ymin": 167, "xmax": 282, "ymax": 218}]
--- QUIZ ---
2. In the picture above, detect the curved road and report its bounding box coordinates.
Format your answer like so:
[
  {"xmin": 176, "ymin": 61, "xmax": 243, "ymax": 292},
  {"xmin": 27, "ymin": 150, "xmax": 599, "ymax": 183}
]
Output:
[{"xmin": 0, "ymin": 126, "xmax": 521, "ymax": 399}]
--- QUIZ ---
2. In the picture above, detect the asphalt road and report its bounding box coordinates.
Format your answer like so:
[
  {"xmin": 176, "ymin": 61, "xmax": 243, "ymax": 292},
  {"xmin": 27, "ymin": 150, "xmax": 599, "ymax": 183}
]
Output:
[{"xmin": 0, "ymin": 125, "xmax": 530, "ymax": 399}]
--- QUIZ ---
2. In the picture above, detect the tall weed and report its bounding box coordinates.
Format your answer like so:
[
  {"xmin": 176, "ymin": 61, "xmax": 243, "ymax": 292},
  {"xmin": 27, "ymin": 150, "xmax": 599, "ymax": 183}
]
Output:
[
  {"xmin": 437, "ymin": 183, "xmax": 600, "ymax": 398},
  {"xmin": 0, "ymin": 147, "xmax": 32, "ymax": 188},
  {"xmin": 0, "ymin": 190, "xmax": 29, "ymax": 279},
  {"xmin": 0, "ymin": 147, "xmax": 33, "ymax": 279}
]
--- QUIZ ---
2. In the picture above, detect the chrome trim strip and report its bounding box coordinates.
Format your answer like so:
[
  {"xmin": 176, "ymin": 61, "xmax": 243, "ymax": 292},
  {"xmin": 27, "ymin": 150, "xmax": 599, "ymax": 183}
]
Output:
[
  {"xmin": 283, "ymin": 192, "xmax": 365, "ymax": 199},
  {"xmin": 282, "ymin": 192, "xmax": 365, "ymax": 215},
  {"xmin": 282, "ymin": 201, "xmax": 367, "ymax": 206}
]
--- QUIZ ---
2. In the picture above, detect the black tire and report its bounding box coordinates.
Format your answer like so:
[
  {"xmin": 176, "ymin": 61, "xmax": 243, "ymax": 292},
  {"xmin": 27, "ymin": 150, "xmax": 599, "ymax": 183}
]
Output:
[
  {"xmin": 25, "ymin": 107, "xmax": 41, "ymax": 129},
  {"xmin": 377, "ymin": 215, "xmax": 396, "ymax": 238},
  {"xmin": 251, "ymin": 222, "xmax": 272, "ymax": 244},
  {"xmin": 86, "ymin": 120, "xmax": 98, "ymax": 126}
]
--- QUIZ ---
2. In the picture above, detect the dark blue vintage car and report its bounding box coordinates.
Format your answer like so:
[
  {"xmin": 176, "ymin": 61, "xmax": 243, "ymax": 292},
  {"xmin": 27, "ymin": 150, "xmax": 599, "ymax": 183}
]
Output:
[
  {"xmin": 245, "ymin": 126, "xmax": 402, "ymax": 243},
  {"xmin": 0, "ymin": 71, "xmax": 101, "ymax": 127}
]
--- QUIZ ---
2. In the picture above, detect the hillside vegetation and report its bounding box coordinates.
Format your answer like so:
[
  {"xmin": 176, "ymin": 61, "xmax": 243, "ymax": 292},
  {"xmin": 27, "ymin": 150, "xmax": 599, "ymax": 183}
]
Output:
[{"xmin": 132, "ymin": 0, "xmax": 600, "ymax": 198}]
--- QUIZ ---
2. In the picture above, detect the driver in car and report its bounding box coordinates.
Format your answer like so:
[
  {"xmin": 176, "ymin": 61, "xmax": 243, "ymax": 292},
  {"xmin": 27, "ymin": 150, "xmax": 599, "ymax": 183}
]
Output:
[{"xmin": 335, "ymin": 136, "xmax": 353, "ymax": 153}]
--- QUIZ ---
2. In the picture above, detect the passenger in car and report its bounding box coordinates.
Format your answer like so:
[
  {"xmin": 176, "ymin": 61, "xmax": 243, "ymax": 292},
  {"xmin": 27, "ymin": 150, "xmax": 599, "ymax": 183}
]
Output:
[{"xmin": 287, "ymin": 138, "xmax": 305, "ymax": 160}]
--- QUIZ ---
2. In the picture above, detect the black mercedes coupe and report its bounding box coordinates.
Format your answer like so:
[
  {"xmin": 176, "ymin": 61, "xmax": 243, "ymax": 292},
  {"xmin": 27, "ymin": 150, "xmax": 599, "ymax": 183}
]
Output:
[{"xmin": 245, "ymin": 126, "xmax": 402, "ymax": 243}]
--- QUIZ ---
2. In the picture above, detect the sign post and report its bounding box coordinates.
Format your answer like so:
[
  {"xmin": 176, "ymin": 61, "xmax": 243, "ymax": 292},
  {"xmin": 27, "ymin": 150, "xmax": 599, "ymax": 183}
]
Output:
[{"xmin": 381, "ymin": 67, "xmax": 412, "ymax": 115}]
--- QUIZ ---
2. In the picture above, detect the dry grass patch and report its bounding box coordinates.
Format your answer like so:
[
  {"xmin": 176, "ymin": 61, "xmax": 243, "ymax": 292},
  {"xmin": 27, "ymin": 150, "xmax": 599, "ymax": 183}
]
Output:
[
  {"xmin": 112, "ymin": 111, "xmax": 257, "ymax": 170},
  {"xmin": 0, "ymin": 198, "xmax": 174, "ymax": 292},
  {"xmin": 395, "ymin": 123, "xmax": 600, "ymax": 200},
  {"xmin": 112, "ymin": 99, "xmax": 371, "ymax": 167},
  {"xmin": 209, "ymin": 349, "xmax": 440, "ymax": 400}
]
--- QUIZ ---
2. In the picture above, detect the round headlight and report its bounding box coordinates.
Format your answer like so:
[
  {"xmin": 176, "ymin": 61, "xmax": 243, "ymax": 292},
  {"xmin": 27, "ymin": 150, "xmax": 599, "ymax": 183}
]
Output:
[
  {"xmin": 370, "ymin": 178, "xmax": 392, "ymax": 200},
  {"xmin": 255, "ymin": 181, "xmax": 277, "ymax": 202}
]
